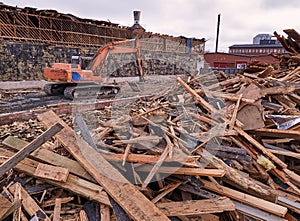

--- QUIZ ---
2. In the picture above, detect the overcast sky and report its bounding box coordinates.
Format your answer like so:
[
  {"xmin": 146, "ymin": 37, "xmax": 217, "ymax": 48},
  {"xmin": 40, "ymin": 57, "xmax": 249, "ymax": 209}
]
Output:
[{"xmin": 4, "ymin": 0, "xmax": 300, "ymax": 52}]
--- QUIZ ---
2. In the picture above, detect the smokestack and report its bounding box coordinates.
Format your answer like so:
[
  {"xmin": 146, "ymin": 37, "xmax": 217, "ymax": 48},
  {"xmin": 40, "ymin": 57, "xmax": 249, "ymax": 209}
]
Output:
[
  {"xmin": 131, "ymin": 11, "xmax": 145, "ymax": 31},
  {"xmin": 133, "ymin": 11, "xmax": 141, "ymax": 25}
]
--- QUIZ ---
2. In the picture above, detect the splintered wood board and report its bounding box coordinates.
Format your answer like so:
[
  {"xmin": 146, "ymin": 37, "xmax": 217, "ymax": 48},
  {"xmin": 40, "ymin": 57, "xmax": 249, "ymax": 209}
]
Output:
[
  {"xmin": 3, "ymin": 136, "xmax": 94, "ymax": 181},
  {"xmin": 37, "ymin": 110, "xmax": 170, "ymax": 221},
  {"xmin": 0, "ymin": 195, "xmax": 12, "ymax": 218},
  {"xmin": 34, "ymin": 163, "xmax": 69, "ymax": 182},
  {"xmin": 9, "ymin": 183, "xmax": 51, "ymax": 221},
  {"xmin": 0, "ymin": 148, "xmax": 110, "ymax": 206},
  {"xmin": 202, "ymin": 180, "xmax": 287, "ymax": 217},
  {"xmin": 156, "ymin": 197, "xmax": 235, "ymax": 216}
]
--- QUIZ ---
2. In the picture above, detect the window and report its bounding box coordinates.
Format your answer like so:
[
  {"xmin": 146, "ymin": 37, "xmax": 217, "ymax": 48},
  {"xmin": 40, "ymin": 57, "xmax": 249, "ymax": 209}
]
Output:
[
  {"xmin": 274, "ymin": 49, "xmax": 277, "ymax": 52},
  {"xmin": 259, "ymin": 49, "xmax": 263, "ymax": 53},
  {"xmin": 256, "ymin": 49, "xmax": 258, "ymax": 53}
]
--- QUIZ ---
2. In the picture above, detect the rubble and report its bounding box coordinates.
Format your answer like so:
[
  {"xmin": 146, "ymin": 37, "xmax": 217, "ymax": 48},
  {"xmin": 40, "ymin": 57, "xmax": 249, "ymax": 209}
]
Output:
[{"xmin": 2, "ymin": 29, "xmax": 300, "ymax": 220}]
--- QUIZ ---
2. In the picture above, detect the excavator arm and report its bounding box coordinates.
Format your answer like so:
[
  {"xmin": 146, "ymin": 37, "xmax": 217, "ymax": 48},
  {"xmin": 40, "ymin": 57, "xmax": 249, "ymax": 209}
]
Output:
[{"xmin": 88, "ymin": 38, "xmax": 144, "ymax": 80}]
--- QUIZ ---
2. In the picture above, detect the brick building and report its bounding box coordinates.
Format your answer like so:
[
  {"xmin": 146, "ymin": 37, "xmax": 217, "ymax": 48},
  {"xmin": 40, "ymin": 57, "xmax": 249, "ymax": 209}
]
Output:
[
  {"xmin": 204, "ymin": 34, "xmax": 284, "ymax": 71},
  {"xmin": 228, "ymin": 34, "xmax": 286, "ymax": 55}
]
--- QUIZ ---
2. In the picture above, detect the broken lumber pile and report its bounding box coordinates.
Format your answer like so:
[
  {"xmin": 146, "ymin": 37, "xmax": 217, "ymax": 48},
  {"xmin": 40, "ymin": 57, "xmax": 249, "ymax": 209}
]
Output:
[{"xmin": 3, "ymin": 29, "xmax": 300, "ymax": 220}]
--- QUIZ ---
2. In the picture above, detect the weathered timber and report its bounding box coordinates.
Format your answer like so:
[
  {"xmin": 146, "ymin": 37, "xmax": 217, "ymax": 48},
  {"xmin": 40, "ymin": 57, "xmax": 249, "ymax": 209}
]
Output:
[
  {"xmin": 100, "ymin": 204, "xmax": 111, "ymax": 221},
  {"xmin": 12, "ymin": 182, "xmax": 21, "ymax": 221},
  {"xmin": 0, "ymin": 122, "xmax": 63, "ymax": 177},
  {"xmin": 176, "ymin": 77, "xmax": 217, "ymax": 113},
  {"xmin": 3, "ymin": 136, "xmax": 94, "ymax": 181},
  {"xmin": 34, "ymin": 163, "xmax": 69, "ymax": 182},
  {"xmin": 142, "ymin": 143, "xmax": 173, "ymax": 189},
  {"xmin": 0, "ymin": 148, "xmax": 111, "ymax": 206},
  {"xmin": 199, "ymin": 149, "xmax": 278, "ymax": 202},
  {"xmin": 251, "ymin": 128, "xmax": 300, "ymax": 140},
  {"xmin": 235, "ymin": 127, "xmax": 287, "ymax": 169},
  {"xmin": 53, "ymin": 198, "xmax": 62, "ymax": 221},
  {"xmin": 234, "ymin": 201, "xmax": 288, "ymax": 221},
  {"xmin": 156, "ymin": 197, "xmax": 235, "ymax": 216},
  {"xmin": 151, "ymin": 182, "xmax": 183, "ymax": 204},
  {"xmin": 0, "ymin": 197, "xmax": 21, "ymax": 221},
  {"xmin": 136, "ymin": 166, "xmax": 225, "ymax": 177},
  {"xmin": 202, "ymin": 180, "xmax": 287, "ymax": 217},
  {"xmin": 9, "ymin": 183, "xmax": 51, "ymax": 221},
  {"xmin": 0, "ymin": 194, "xmax": 12, "ymax": 219},
  {"xmin": 37, "ymin": 110, "xmax": 170, "ymax": 221}
]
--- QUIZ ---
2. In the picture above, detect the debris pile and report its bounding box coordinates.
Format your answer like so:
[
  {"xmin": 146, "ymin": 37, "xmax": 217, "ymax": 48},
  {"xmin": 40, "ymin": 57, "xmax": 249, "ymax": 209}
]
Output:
[{"xmin": 1, "ymin": 29, "xmax": 300, "ymax": 220}]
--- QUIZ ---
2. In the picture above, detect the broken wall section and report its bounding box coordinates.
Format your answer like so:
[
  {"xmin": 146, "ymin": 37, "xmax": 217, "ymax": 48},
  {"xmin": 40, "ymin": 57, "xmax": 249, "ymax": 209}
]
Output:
[{"xmin": 0, "ymin": 41, "xmax": 97, "ymax": 81}]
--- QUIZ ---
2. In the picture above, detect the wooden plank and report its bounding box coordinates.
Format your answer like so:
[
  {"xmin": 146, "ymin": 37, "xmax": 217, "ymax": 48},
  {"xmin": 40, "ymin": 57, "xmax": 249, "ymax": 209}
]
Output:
[
  {"xmin": 260, "ymin": 85, "xmax": 297, "ymax": 97},
  {"xmin": 43, "ymin": 197, "xmax": 74, "ymax": 208},
  {"xmin": 200, "ymin": 149, "xmax": 277, "ymax": 202},
  {"xmin": 102, "ymin": 152, "xmax": 195, "ymax": 165},
  {"xmin": 278, "ymin": 196, "xmax": 300, "ymax": 214},
  {"xmin": 0, "ymin": 194, "xmax": 12, "ymax": 219},
  {"xmin": 0, "ymin": 122, "xmax": 63, "ymax": 177},
  {"xmin": 176, "ymin": 77, "xmax": 217, "ymax": 113},
  {"xmin": 0, "ymin": 148, "xmax": 111, "ymax": 206},
  {"xmin": 9, "ymin": 183, "xmax": 51, "ymax": 221},
  {"xmin": 267, "ymin": 148, "xmax": 300, "ymax": 159},
  {"xmin": 100, "ymin": 204, "xmax": 111, "ymax": 221},
  {"xmin": 202, "ymin": 180, "xmax": 287, "ymax": 217},
  {"xmin": 156, "ymin": 197, "xmax": 235, "ymax": 216},
  {"xmin": 80, "ymin": 210, "xmax": 89, "ymax": 221},
  {"xmin": 151, "ymin": 182, "xmax": 182, "ymax": 204},
  {"xmin": 235, "ymin": 126, "xmax": 287, "ymax": 169},
  {"xmin": 234, "ymin": 201, "xmax": 288, "ymax": 221},
  {"xmin": 136, "ymin": 166, "xmax": 225, "ymax": 177},
  {"xmin": 142, "ymin": 143, "xmax": 172, "ymax": 189},
  {"xmin": 251, "ymin": 128, "xmax": 300, "ymax": 139},
  {"xmin": 3, "ymin": 136, "xmax": 94, "ymax": 181},
  {"xmin": 198, "ymin": 214, "xmax": 219, "ymax": 221},
  {"xmin": 34, "ymin": 163, "xmax": 69, "ymax": 182},
  {"xmin": 12, "ymin": 182, "xmax": 21, "ymax": 221},
  {"xmin": 229, "ymin": 94, "xmax": 242, "ymax": 131},
  {"xmin": 53, "ymin": 198, "xmax": 62, "ymax": 221},
  {"xmin": 37, "ymin": 110, "xmax": 170, "ymax": 221},
  {"xmin": 0, "ymin": 199, "xmax": 22, "ymax": 221}
]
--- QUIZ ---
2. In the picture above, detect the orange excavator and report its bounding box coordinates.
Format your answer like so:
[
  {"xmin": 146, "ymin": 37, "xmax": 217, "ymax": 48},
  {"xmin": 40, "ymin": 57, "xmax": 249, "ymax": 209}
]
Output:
[{"xmin": 43, "ymin": 39, "xmax": 144, "ymax": 99}]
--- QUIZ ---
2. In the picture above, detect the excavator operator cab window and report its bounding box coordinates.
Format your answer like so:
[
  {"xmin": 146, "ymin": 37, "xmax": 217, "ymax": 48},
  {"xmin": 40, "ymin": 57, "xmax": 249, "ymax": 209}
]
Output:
[{"xmin": 71, "ymin": 56, "xmax": 80, "ymax": 69}]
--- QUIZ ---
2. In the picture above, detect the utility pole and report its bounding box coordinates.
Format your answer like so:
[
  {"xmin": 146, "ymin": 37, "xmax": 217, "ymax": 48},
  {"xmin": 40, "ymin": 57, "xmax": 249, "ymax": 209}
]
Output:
[{"xmin": 215, "ymin": 13, "xmax": 221, "ymax": 53}]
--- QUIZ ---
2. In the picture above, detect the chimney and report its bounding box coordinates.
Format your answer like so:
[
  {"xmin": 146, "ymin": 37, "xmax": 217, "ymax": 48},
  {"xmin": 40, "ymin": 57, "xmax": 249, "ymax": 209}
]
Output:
[
  {"xmin": 131, "ymin": 11, "xmax": 145, "ymax": 31},
  {"xmin": 134, "ymin": 11, "xmax": 141, "ymax": 25}
]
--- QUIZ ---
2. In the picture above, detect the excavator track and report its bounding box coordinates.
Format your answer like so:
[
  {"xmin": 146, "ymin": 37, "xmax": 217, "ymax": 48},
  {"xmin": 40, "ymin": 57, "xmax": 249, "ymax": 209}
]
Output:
[
  {"xmin": 64, "ymin": 86, "xmax": 76, "ymax": 100},
  {"xmin": 43, "ymin": 83, "xmax": 69, "ymax": 96},
  {"xmin": 62, "ymin": 84, "xmax": 120, "ymax": 100}
]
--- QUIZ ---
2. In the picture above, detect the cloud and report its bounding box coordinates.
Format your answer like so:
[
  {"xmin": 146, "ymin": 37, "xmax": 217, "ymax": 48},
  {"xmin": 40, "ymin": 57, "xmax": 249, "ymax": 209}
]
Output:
[{"xmin": 260, "ymin": 0, "xmax": 300, "ymax": 9}]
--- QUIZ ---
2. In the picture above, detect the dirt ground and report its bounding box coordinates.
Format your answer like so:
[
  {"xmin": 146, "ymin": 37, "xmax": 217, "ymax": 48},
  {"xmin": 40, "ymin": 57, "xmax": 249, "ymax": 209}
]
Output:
[{"xmin": 0, "ymin": 80, "xmax": 47, "ymax": 90}]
